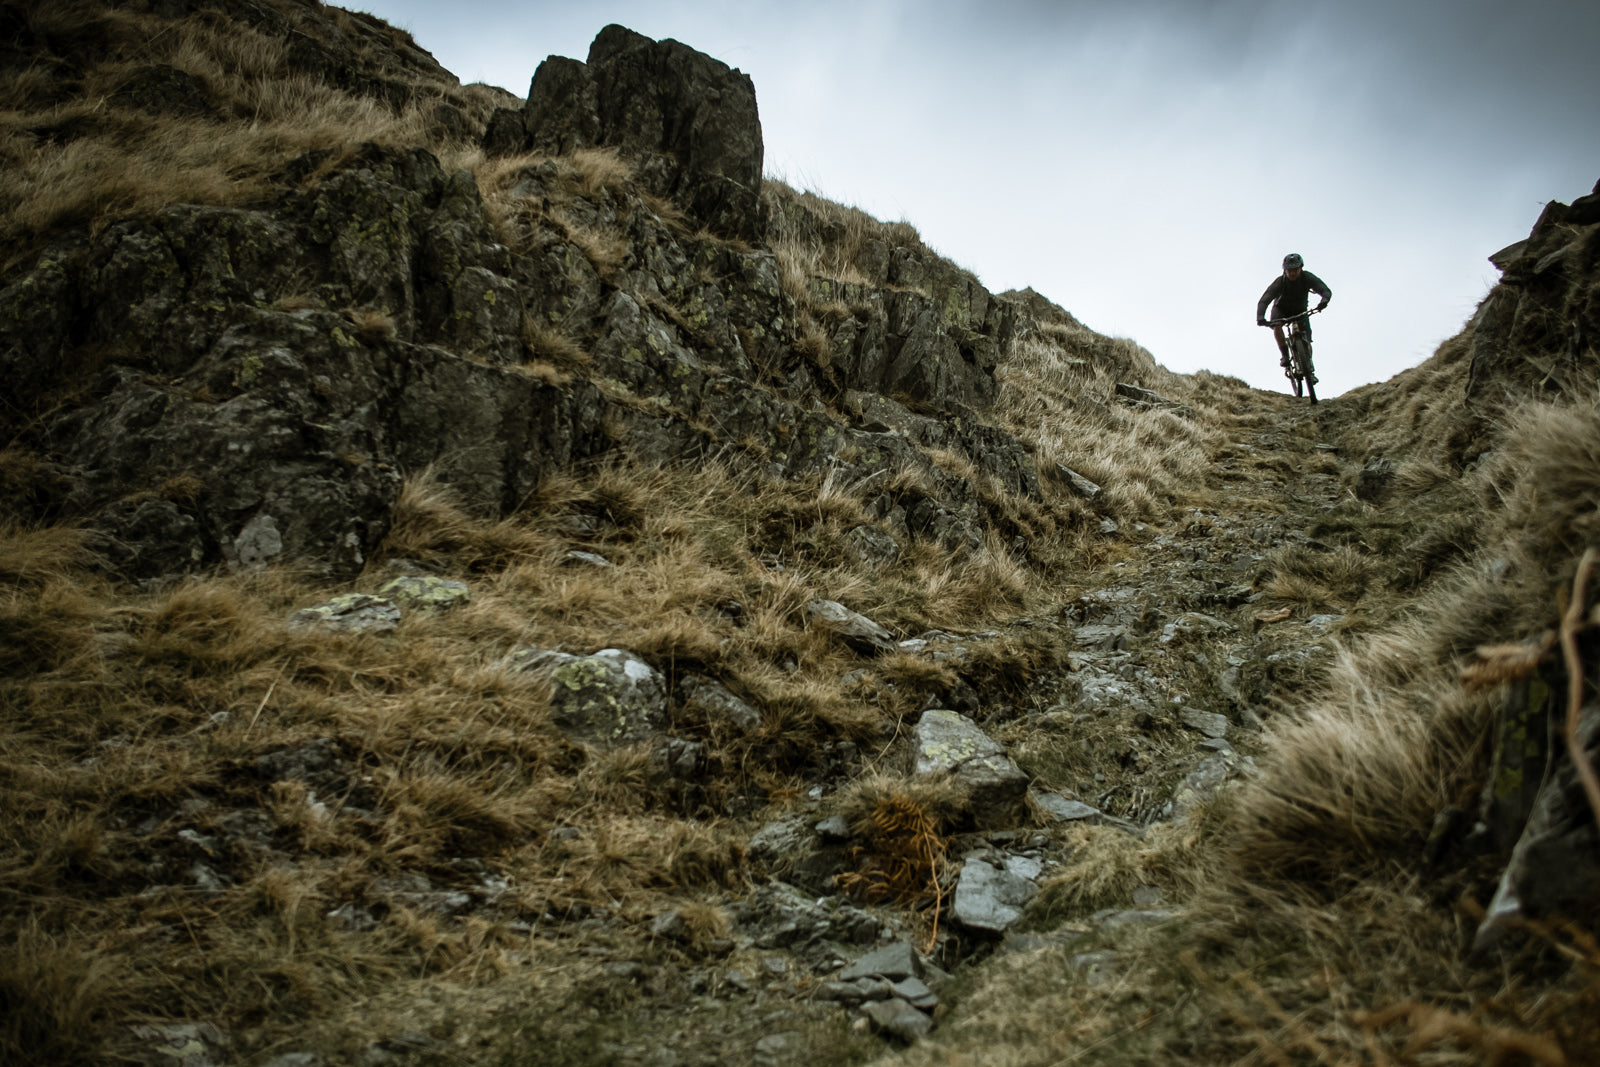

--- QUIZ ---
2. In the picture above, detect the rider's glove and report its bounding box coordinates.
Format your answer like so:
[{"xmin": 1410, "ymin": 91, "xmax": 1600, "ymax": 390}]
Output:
[
  {"xmin": 1315, "ymin": 304, "xmax": 1328, "ymax": 312},
  {"xmin": 1257, "ymin": 318, "xmax": 1268, "ymax": 327}
]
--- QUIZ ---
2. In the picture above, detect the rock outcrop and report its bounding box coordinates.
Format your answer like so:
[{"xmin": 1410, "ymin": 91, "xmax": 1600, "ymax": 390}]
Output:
[
  {"xmin": 0, "ymin": 22, "xmax": 1086, "ymax": 585},
  {"xmin": 487, "ymin": 24, "xmax": 766, "ymax": 242},
  {"xmin": 1468, "ymin": 179, "xmax": 1600, "ymax": 400}
]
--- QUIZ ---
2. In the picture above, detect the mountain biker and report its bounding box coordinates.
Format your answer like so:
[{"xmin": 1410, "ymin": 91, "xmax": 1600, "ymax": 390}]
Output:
[{"xmin": 1256, "ymin": 253, "xmax": 1331, "ymax": 371}]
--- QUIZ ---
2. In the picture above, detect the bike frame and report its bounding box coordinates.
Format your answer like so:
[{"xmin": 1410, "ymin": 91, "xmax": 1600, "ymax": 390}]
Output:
[{"xmin": 1269, "ymin": 307, "xmax": 1320, "ymax": 402}]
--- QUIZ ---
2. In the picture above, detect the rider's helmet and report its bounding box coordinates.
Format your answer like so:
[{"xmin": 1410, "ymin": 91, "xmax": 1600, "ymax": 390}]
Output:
[{"xmin": 1283, "ymin": 253, "xmax": 1304, "ymax": 270}]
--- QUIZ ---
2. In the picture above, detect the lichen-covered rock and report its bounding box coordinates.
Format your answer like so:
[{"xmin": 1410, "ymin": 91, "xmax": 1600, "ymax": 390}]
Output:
[
  {"xmin": 500, "ymin": 647, "xmax": 668, "ymax": 745},
  {"xmin": 910, "ymin": 709, "xmax": 1030, "ymax": 828},
  {"xmin": 379, "ymin": 575, "xmax": 470, "ymax": 612},
  {"xmin": 288, "ymin": 594, "xmax": 401, "ymax": 634}
]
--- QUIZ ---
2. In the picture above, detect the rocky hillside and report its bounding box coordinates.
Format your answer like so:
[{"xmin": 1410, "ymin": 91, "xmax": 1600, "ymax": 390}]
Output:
[{"xmin": 2, "ymin": 2, "xmax": 1599, "ymax": 1065}]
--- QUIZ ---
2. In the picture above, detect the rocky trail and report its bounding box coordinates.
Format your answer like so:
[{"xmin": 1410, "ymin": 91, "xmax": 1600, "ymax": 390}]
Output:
[
  {"xmin": 413, "ymin": 391, "xmax": 1372, "ymax": 1067},
  {"xmin": 107, "ymin": 391, "xmax": 1361, "ymax": 1067},
  {"xmin": 8, "ymin": 5, "xmax": 1598, "ymax": 1064}
]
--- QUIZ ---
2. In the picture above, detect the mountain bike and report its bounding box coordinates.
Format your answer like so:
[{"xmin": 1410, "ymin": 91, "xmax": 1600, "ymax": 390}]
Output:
[{"xmin": 1268, "ymin": 308, "xmax": 1320, "ymax": 403}]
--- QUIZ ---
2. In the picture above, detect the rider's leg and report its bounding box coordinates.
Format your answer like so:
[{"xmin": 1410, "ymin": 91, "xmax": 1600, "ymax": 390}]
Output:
[
  {"xmin": 1301, "ymin": 320, "xmax": 1317, "ymax": 383},
  {"xmin": 1272, "ymin": 324, "xmax": 1289, "ymax": 366}
]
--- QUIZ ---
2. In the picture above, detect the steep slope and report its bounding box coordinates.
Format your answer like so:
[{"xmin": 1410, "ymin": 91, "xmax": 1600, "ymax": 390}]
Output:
[{"xmin": 2, "ymin": 4, "xmax": 1598, "ymax": 1066}]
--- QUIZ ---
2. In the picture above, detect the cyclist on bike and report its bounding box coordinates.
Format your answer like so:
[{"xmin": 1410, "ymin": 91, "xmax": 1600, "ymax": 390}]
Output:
[{"xmin": 1256, "ymin": 253, "xmax": 1331, "ymax": 371}]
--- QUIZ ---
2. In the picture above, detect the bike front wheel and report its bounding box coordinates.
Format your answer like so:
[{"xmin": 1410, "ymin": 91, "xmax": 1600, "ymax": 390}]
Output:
[{"xmin": 1292, "ymin": 337, "xmax": 1316, "ymax": 403}]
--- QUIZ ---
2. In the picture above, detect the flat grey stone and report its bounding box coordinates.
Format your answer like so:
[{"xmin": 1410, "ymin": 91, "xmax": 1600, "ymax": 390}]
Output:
[
  {"xmin": 891, "ymin": 976, "xmax": 938, "ymax": 1010},
  {"xmin": 1032, "ymin": 792, "xmax": 1102, "ymax": 822},
  {"xmin": 805, "ymin": 599, "xmax": 895, "ymax": 655},
  {"xmin": 839, "ymin": 940, "xmax": 918, "ymax": 981},
  {"xmin": 1031, "ymin": 790, "xmax": 1140, "ymax": 832},
  {"xmin": 862, "ymin": 998, "xmax": 933, "ymax": 1042},
  {"xmin": 952, "ymin": 857, "xmax": 1040, "ymax": 932},
  {"xmin": 1003, "ymin": 854, "xmax": 1044, "ymax": 881},
  {"xmin": 1180, "ymin": 708, "xmax": 1231, "ymax": 739}
]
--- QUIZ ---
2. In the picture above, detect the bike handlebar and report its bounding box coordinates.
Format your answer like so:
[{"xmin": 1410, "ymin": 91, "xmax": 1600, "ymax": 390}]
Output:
[{"xmin": 1262, "ymin": 307, "xmax": 1323, "ymax": 327}]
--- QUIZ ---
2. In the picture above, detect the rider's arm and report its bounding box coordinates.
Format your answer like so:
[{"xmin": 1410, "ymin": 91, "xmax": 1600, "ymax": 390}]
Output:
[
  {"xmin": 1305, "ymin": 271, "xmax": 1331, "ymax": 311},
  {"xmin": 1256, "ymin": 278, "xmax": 1282, "ymax": 324}
]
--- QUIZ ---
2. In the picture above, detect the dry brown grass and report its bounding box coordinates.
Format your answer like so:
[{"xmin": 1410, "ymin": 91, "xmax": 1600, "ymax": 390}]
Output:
[
  {"xmin": 1258, "ymin": 542, "xmax": 1377, "ymax": 611},
  {"xmin": 474, "ymin": 145, "xmax": 636, "ymax": 252},
  {"xmin": 3, "ymin": 461, "xmax": 845, "ymax": 1060},
  {"xmin": 763, "ymin": 178, "xmax": 927, "ymax": 300},
  {"xmin": 0, "ymin": 1, "xmax": 503, "ymax": 279},
  {"xmin": 996, "ymin": 330, "xmax": 1217, "ymax": 521}
]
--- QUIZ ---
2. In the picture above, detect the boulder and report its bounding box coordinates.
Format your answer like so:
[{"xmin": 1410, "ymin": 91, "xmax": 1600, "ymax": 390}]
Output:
[
  {"xmin": 498, "ymin": 647, "xmax": 667, "ymax": 745},
  {"xmin": 910, "ymin": 710, "xmax": 1030, "ymax": 828},
  {"xmin": 951, "ymin": 857, "xmax": 1039, "ymax": 932}
]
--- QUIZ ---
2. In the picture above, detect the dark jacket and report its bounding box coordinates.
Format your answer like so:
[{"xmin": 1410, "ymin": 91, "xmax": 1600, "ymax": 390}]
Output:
[{"xmin": 1256, "ymin": 271, "xmax": 1331, "ymax": 322}]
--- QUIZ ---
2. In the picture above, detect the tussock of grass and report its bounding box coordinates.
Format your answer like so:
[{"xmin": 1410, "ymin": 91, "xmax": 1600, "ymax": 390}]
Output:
[
  {"xmin": 996, "ymin": 330, "xmax": 1218, "ymax": 521},
  {"xmin": 475, "ymin": 145, "xmax": 636, "ymax": 254},
  {"xmin": 1258, "ymin": 542, "xmax": 1376, "ymax": 610},
  {"xmin": 1028, "ymin": 819, "xmax": 1211, "ymax": 923},
  {"xmin": 763, "ymin": 178, "xmax": 928, "ymax": 300}
]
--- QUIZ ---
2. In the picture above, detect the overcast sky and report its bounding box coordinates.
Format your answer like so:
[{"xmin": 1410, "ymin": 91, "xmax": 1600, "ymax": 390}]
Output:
[{"xmin": 358, "ymin": 0, "xmax": 1599, "ymax": 398}]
